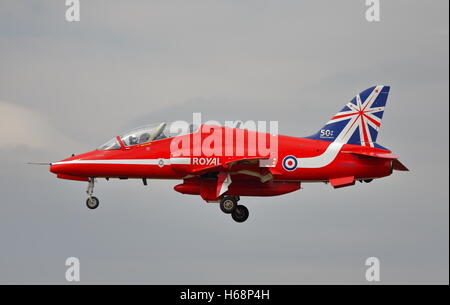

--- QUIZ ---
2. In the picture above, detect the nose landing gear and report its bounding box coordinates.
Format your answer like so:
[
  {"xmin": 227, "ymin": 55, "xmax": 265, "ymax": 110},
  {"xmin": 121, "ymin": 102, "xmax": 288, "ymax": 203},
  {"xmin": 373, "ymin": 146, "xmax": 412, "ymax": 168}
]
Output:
[
  {"xmin": 86, "ymin": 178, "xmax": 99, "ymax": 209},
  {"xmin": 219, "ymin": 196, "xmax": 249, "ymax": 223},
  {"xmin": 86, "ymin": 196, "xmax": 99, "ymax": 209}
]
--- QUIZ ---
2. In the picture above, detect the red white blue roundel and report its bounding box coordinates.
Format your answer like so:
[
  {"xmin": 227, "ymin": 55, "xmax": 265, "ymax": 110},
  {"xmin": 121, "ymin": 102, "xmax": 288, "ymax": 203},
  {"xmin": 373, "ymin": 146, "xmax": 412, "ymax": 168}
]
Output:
[{"xmin": 282, "ymin": 155, "xmax": 298, "ymax": 171}]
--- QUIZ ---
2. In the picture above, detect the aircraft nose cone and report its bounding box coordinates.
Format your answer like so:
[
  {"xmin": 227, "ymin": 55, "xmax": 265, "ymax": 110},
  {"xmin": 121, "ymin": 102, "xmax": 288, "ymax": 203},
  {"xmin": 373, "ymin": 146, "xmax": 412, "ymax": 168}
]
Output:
[
  {"xmin": 50, "ymin": 160, "xmax": 74, "ymax": 175},
  {"xmin": 50, "ymin": 162, "xmax": 64, "ymax": 174}
]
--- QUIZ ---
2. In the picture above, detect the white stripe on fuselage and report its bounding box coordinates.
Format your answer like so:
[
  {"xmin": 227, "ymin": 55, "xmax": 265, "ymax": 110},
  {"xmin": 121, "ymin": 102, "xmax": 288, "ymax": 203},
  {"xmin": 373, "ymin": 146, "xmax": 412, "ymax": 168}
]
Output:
[
  {"xmin": 54, "ymin": 146, "xmax": 343, "ymax": 170},
  {"xmin": 296, "ymin": 142, "xmax": 344, "ymax": 168},
  {"xmin": 52, "ymin": 158, "xmax": 191, "ymax": 166}
]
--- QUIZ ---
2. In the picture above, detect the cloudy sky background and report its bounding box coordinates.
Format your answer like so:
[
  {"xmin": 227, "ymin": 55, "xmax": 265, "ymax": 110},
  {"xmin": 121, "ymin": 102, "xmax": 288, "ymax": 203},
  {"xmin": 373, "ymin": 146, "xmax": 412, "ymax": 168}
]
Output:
[{"xmin": 0, "ymin": 0, "xmax": 448, "ymax": 284}]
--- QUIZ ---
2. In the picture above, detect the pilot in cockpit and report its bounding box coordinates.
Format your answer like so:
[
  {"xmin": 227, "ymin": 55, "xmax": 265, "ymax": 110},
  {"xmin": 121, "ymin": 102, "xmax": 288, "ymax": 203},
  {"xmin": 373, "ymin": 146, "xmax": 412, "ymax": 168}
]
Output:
[
  {"xmin": 128, "ymin": 135, "xmax": 139, "ymax": 145},
  {"xmin": 139, "ymin": 133, "xmax": 150, "ymax": 144}
]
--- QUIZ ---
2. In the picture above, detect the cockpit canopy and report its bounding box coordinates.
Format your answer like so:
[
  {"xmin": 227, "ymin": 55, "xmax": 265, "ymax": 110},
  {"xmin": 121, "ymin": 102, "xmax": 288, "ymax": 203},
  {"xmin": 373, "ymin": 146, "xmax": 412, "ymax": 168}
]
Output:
[{"xmin": 97, "ymin": 122, "xmax": 198, "ymax": 150}]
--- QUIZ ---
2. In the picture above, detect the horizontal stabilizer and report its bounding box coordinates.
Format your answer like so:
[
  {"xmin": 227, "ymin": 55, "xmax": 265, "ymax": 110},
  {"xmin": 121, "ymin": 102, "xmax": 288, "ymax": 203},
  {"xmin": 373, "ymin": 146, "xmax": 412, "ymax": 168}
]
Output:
[
  {"xmin": 392, "ymin": 159, "xmax": 409, "ymax": 171},
  {"xmin": 344, "ymin": 151, "xmax": 398, "ymax": 160}
]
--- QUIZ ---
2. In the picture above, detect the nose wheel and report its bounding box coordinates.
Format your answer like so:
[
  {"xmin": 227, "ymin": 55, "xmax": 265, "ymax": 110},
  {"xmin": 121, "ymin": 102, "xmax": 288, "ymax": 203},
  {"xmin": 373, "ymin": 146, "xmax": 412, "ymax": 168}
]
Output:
[
  {"xmin": 86, "ymin": 196, "xmax": 99, "ymax": 209},
  {"xmin": 86, "ymin": 178, "xmax": 99, "ymax": 209}
]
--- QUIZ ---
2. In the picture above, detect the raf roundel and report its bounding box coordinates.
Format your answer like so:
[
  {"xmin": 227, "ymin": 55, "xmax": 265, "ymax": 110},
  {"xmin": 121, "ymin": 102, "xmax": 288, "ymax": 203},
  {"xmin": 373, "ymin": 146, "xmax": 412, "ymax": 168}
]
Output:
[{"xmin": 282, "ymin": 155, "xmax": 298, "ymax": 171}]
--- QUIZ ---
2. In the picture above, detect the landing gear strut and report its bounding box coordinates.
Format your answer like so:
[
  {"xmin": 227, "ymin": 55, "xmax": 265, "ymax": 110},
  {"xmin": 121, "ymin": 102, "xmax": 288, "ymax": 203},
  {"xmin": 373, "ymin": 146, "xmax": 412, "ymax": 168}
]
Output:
[
  {"xmin": 86, "ymin": 178, "xmax": 99, "ymax": 209},
  {"xmin": 219, "ymin": 196, "xmax": 249, "ymax": 223}
]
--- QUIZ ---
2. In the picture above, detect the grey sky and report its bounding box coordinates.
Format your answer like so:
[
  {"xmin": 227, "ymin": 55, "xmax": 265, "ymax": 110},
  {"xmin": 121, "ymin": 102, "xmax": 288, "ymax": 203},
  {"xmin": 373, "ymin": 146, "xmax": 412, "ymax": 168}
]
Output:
[{"xmin": 0, "ymin": 0, "xmax": 448, "ymax": 284}]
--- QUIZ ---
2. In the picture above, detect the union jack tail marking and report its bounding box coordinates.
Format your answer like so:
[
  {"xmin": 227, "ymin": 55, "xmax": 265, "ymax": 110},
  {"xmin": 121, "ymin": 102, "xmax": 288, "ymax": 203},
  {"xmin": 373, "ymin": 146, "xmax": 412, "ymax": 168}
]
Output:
[{"xmin": 308, "ymin": 86, "xmax": 390, "ymax": 148}]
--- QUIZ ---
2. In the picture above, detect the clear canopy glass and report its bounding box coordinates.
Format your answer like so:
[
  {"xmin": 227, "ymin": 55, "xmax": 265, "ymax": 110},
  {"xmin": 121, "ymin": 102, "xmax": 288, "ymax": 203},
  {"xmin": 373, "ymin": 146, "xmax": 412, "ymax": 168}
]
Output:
[
  {"xmin": 97, "ymin": 138, "xmax": 121, "ymax": 150},
  {"xmin": 97, "ymin": 122, "xmax": 198, "ymax": 150}
]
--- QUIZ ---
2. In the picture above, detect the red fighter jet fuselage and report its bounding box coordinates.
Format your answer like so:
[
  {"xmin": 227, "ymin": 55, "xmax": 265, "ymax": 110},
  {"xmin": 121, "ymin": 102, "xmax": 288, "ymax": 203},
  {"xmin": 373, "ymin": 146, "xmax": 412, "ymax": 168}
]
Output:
[{"xmin": 48, "ymin": 86, "xmax": 408, "ymax": 223}]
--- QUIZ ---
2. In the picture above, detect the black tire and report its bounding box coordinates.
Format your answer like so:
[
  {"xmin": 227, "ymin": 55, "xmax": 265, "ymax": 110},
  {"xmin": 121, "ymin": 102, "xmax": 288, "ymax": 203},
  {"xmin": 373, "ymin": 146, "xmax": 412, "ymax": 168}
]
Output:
[
  {"xmin": 364, "ymin": 179, "xmax": 373, "ymax": 183},
  {"xmin": 86, "ymin": 196, "xmax": 99, "ymax": 209},
  {"xmin": 231, "ymin": 205, "xmax": 249, "ymax": 223},
  {"xmin": 220, "ymin": 196, "xmax": 237, "ymax": 214}
]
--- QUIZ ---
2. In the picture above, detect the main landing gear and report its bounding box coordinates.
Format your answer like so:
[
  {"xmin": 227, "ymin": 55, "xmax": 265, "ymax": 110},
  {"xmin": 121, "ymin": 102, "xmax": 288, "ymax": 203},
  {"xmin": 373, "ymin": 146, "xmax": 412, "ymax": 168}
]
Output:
[
  {"xmin": 220, "ymin": 196, "xmax": 249, "ymax": 223},
  {"xmin": 86, "ymin": 178, "xmax": 99, "ymax": 209}
]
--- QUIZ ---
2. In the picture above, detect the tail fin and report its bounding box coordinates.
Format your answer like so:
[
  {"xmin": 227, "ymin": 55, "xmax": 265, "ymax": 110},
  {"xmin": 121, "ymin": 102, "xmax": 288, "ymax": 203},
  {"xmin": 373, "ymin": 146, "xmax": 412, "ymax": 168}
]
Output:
[{"xmin": 308, "ymin": 85, "xmax": 390, "ymax": 148}]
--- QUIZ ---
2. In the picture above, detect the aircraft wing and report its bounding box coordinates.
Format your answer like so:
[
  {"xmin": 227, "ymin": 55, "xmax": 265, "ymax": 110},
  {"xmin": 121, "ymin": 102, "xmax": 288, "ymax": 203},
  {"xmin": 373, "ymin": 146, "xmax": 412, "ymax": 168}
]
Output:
[
  {"xmin": 181, "ymin": 156, "xmax": 278, "ymax": 199},
  {"xmin": 189, "ymin": 156, "xmax": 275, "ymax": 175}
]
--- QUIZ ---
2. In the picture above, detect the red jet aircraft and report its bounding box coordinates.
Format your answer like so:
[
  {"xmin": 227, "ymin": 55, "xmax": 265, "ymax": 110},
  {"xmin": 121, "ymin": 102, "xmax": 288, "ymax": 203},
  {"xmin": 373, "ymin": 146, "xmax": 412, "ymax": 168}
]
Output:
[{"xmin": 47, "ymin": 86, "xmax": 408, "ymax": 223}]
